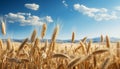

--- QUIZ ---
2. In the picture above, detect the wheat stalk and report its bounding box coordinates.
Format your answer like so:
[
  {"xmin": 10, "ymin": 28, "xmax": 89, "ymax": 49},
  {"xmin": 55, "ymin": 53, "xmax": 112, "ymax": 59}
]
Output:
[
  {"xmin": 7, "ymin": 38, "xmax": 11, "ymax": 50},
  {"xmin": 101, "ymin": 35, "xmax": 104, "ymax": 43},
  {"xmin": 68, "ymin": 55, "xmax": 92, "ymax": 68},
  {"xmin": 0, "ymin": 39, "xmax": 3, "ymax": 49},
  {"xmin": 18, "ymin": 38, "xmax": 28, "ymax": 52},
  {"xmin": 101, "ymin": 58, "xmax": 110, "ymax": 69},
  {"xmin": 41, "ymin": 40, "xmax": 48, "ymax": 52},
  {"xmin": 1, "ymin": 20, "xmax": 6, "ymax": 35},
  {"xmin": 31, "ymin": 29, "xmax": 37, "ymax": 42},
  {"xmin": 93, "ymin": 55, "xmax": 97, "ymax": 67},
  {"xmin": 51, "ymin": 25, "xmax": 59, "ymax": 42},
  {"xmin": 7, "ymin": 58, "xmax": 21, "ymax": 63},
  {"xmin": 74, "ymin": 45, "xmax": 82, "ymax": 52},
  {"xmin": 106, "ymin": 35, "xmax": 110, "ymax": 48},
  {"xmin": 87, "ymin": 40, "xmax": 92, "ymax": 53},
  {"xmin": 92, "ymin": 49, "xmax": 108, "ymax": 55},
  {"xmin": 81, "ymin": 37, "xmax": 87, "ymax": 43},
  {"xmin": 67, "ymin": 56, "xmax": 81, "ymax": 68},
  {"xmin": 52, "ymin": 53, "xmax": 70, "ymax": 59},
  {"xmin": 80, "ymin": 41, "xmax": 87, "ymax": 54},
  {"xmin": 47, "ymin": 25, "xmax": 59, "ymax": 55},
  {"xmin": 51, "ymin": 41, "xmax": 56, "ymax": 52},
  {"xmin": 116, "ymin": 42, "xmax": 120, "ymax": 57},
  {"xmin": 41, "ymin": 23, "xmax": 47, "ymax": 39},
  {"xmin": 34, "ymin": 38, "xmax": 39, "ymax": 48},
  {"xmin": 71, "ymin": 32, "xmax": 75, "ymax": 43}
]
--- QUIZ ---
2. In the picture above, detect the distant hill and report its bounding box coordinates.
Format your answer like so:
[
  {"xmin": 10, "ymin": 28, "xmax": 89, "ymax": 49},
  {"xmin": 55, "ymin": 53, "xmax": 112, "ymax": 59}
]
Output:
[
  {"xmin": 91, "ymin": 37, "xmax": 120, "ymax": 43},
  {"xmin": 3, "ymin": 37, "xmax": 120, "ymax": 43}
]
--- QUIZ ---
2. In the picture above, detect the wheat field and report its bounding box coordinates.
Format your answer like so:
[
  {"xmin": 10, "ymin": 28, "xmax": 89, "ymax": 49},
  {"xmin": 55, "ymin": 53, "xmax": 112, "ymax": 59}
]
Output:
[{"xmin": 0, "ymin": 20, "xmax": 120, "ymax": 69}]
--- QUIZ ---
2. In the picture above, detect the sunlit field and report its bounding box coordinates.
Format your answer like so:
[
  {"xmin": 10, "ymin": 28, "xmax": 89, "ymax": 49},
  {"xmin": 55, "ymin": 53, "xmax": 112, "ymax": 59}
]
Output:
[{"xmin": 0, "ymin": 20, "xmax": 120, "ymax": 69}]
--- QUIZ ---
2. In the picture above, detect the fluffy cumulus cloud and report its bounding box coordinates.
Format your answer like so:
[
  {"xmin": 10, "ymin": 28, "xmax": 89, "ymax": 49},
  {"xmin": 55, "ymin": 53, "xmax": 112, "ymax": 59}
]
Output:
[
  {"xmin": 73, "ymin": 4, "xmax": 118, "ymax": 21},
  {"xmin": 45, "ymin": 16, "xmax": 53, "ymax": 22},
  {"xmin": 5, "ymin": 12, "xmax": 53, "ymax": 26},
  {"xmin": 62, "ymin": 0, "xmax": 68, "ymax": 7},
  {"xmin": 25, "ymin": 3, "xmax": 39, "ymax": 10}
]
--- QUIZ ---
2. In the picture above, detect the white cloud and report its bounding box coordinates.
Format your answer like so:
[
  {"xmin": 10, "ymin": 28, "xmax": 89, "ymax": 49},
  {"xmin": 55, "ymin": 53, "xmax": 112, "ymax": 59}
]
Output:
[
  {"xmin": 25, "ymin": 3, "xmax": 39, "ymax": 10},
  {"xmin": 94, "ymin": 12, "xmax": 118, "ymax": 21},
  {"xmin": 62, "ymin": 0, "xmax": 68, "ymax": 7},
  {"xmin": 5, "ymin": 13, "xmax": 26, "ymax": 23},
  {"xmin": 115, "ymin": 6, "xmax": 120, "ymax": 11},
  {"xmin": 74, "ymin": 4, "xmax": 118, "ymax": 21},
  {"xmin": 45, "ymin": 16, "xmax": 53, "ymax": 23},
  {"xmin": 5, "ymin": 12, "xmax": 53, "ymax": 26}
]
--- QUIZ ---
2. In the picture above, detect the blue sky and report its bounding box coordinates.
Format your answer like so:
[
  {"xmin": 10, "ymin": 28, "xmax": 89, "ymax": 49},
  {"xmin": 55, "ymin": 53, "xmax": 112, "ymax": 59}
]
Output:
[{"xmin": 0, "ymin": 0, "xmax": 120, "ymax": 40}]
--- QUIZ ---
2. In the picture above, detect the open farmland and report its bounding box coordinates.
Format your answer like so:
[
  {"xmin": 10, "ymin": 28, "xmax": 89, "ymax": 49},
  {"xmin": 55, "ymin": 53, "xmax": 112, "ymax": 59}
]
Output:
[{"xmin": 0, "ymin": 21, "xmax": 120, "ymax": 69}]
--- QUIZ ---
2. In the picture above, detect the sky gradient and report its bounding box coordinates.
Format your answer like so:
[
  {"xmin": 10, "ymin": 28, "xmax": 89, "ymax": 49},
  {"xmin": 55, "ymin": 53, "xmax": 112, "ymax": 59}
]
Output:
[{"xmin": 0, "ymin": 0, "xmax": 120, "ymax": 40}]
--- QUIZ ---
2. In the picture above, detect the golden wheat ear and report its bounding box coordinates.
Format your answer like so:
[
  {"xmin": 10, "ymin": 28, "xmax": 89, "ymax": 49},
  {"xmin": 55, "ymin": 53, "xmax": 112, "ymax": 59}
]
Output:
[
  {"xmin": 1, "ymin": 20, "xmax": 6, "ymax": 35},
  {"xmin": 0, "ymin": 39, "xmax": 3, "ymax": 49},
  {"xmin": 81, "ymin": 36, "xmax": 87, "ymax": 43},
  {"xmin": 7, "ymin": 38, "xmax": 12, "ymax": 51},
  {"xmin": 67, "ymin": 56, "xmax": 81, "ymax": 68},
  {"xmin": 51, "ymin": 25, "xmax": 59, "ymax": 42},
  {"xmin": 68, "ymin": 55, "xmax": 92, "ymax": 69},
  {"xmin": 106, "ymin": 35, "xmax": 110, "ymax": 48},
  {"xmin": 31, "ymin": 29, "xmax": 37, "ymax": 42},
  {"xmin": 52, "ymin": 53, "xmax": 70, "ymax": 59},
  {"xmin": 80, "ymin": 41, "xmax": 87, "ymax": 54},
  {"xmin": 92, "ymin": 49, "xmax": 108, "ymax": 55},
  {"xmin": 87, "ymin": 40, "xmax": 92, "ymax": 53},
  {"xmin": 34, "ymin": 37, "xmax": 40, "ymax": 48},
  {"xmin": 18, "ymin": 38, "xmax": 28, "ymax": 52},
  {"xmin": 71, "ymin": 32, "xmax": 75, "ymax": 43},
  {"xmin": 41, "ymin": 23, "xmax": 47, "ymax": 39}
]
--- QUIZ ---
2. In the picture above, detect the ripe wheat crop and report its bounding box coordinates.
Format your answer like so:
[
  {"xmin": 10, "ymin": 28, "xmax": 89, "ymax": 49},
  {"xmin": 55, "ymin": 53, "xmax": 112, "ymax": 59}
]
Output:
[{"xmin": 0, "ymin": 20, "xmax": 120, "ymax": 69}]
